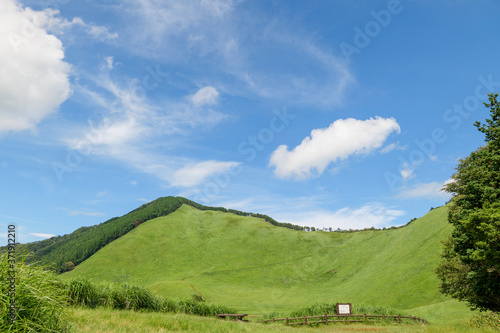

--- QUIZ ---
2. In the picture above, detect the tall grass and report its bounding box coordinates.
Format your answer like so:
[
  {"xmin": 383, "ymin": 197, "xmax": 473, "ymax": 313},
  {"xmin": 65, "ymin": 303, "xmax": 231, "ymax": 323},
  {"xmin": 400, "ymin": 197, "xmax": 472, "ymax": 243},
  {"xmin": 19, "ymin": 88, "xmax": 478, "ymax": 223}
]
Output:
[
  {"xmin": 467, "ymin": 311, "xmax": 500, "ymax": 330},
  {"xmin": 66, "ymin": 277, "xmax": 163, "ymax": 311},
  {"xmin": 264, "ymin": 301, "xmax": 406, "ymax": 319},
  {"xmin": 262, "ymin": 301, "xmax": 416, "ymax": 326},
  {"xmin": 65, "ymin": 276, "xmax": 236, "ymax": 316},
  {"xmin": 0, "ymin": 249, "xmax": 69, "ymax": 332}
]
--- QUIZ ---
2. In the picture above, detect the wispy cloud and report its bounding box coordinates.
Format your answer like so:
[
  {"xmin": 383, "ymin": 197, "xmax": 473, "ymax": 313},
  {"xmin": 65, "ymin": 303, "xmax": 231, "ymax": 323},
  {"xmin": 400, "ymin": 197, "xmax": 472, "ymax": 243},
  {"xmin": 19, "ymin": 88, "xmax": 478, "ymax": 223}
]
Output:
[
  {"xmin": 97, "ymin": 191, "xmax": 107, "ymax": 197},
  {"xmin": 32, "ymin": 8, "xmax": 118, "ymax": 41},
  {"xmin": 398, "ymin": 180, "xmax": 452, "ymax": 200},
  {"xmin": 170, "ymin": 160, "xmax": 241, "ymax": 187},
  {"xmin": 0, "ymin": 214, "xmax": 50, "ymax": 226},
  {"xmin": 29, "ymin": 232, "xmax": 55, "ymax": 239},
  {"xmin": 209, "ymin": 193, "xmax": 405, "ymax": 230},
  {"xmin": 275, "ymin": 202, "xmax": 405, "ymax": 230},
  {"xmin": 380, "ymin": 142, "xmax": 407, "ymax": 154},
  {"xmin": 60, "ymin": 208, "xmax": 105, "ymax": 217},
  {"xmin": 116, "ymin": 0, "xmax": 353, "ymax": 108},
  {"xmin": 65, "ymin": 66, "xmax": 236, "ymax": 187}
]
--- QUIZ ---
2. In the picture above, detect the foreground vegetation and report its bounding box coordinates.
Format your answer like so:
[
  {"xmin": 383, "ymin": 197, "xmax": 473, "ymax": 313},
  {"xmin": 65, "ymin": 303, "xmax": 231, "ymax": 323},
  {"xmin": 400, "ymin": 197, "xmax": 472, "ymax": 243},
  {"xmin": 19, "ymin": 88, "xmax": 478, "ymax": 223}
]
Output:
[
  {"xmin": 67, "ymin": 307, "xmax": 499, "ymax": 333},
  {"xmin": 0, "ymin": 251, "xmax": 69, "ymax": 332},
  {"xmin": 2, "ymin": 235, "xmax": 499, "ymax": 332},
  {"xmin": 437, "ymin": 93, "xmax": 500, "ymax": 312},
  {"xmin": 65, "ymin": 276, "xmax": 236, "ymax": 316},
  {"xmin": 262, "ymin": 301, "xmax": 412, "ymax": 321},
  {"xmin": 0, "ymin": 251, "xmax": 235, "ymax": 332}
]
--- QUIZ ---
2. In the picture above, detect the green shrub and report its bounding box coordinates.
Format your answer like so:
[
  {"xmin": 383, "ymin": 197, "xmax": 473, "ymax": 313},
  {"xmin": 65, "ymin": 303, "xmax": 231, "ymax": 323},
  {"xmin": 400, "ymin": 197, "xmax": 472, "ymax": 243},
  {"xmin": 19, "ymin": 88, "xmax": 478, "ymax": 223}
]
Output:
[
  {"xmin": 175, "ymin": 299, "xmax": 236, "ymax": 316},
  {"xmin": 64, "ymin": 277, "xmax": 236, "ymax": 316},
  {"xmin": 0, "ymin": 249, "xmax": 69, "ymax": 332},
  {"xmin": 66, "ymin": 276, "xmax": 101, "ymax": 308},
  {"xmin": 263, "ymin": 302, "xmax": 415, "ymax": 326},
  {"xmin": 468, "ymin": 311, "xmax": 500, "ymax": 329}
]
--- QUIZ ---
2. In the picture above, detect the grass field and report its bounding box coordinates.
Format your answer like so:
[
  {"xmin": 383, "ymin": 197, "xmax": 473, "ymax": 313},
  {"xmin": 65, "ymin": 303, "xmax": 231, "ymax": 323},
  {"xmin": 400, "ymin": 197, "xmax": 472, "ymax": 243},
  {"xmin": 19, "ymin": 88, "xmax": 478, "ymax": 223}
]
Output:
[
  {"xmin": 67, "ymin": 307, "xmax": 497, "ymax": 333},
  {"xmin": 63, "ymin": 204, "xmax": 476, "ymax": 323}
]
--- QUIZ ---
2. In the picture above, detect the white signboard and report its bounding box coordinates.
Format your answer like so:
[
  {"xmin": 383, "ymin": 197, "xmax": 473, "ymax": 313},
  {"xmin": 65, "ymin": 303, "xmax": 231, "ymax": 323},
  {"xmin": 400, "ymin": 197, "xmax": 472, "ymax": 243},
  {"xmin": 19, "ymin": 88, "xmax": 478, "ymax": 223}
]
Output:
[{"xmin": 336, "ymin": 303, "xmax": 351, "ymax": 315}]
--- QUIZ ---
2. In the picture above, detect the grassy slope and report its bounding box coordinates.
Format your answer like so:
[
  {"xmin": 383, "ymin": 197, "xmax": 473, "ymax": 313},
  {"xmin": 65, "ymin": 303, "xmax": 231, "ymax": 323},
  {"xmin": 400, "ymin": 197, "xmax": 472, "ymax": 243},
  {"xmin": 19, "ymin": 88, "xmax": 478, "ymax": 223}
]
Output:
[
  {"xmin": 20, "ymin": 197, "xmax": 185, "ymax": 270},
  {"xmin": 68, "ymin": 308, "xmax": 496, "ymax": 333},
  {"xmin": 63, "ymin": 204, "xmax": 474, "ymax": 322}
]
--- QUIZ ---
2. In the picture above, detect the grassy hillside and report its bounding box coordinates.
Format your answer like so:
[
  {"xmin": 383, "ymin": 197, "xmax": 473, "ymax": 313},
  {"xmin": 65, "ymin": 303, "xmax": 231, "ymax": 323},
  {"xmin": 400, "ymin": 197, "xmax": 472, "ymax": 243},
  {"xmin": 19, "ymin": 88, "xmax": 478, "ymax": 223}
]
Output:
[
  {"xmin": 16, "ymin": 196, "xmax": 303, "ymax": 272},
  {"xmin": 62, "ymin": 204, "xmax": 473, "ymax": 322},
  {"xmin": 19, "ymin": 197, "xmax": 184, "ymax": 271}
]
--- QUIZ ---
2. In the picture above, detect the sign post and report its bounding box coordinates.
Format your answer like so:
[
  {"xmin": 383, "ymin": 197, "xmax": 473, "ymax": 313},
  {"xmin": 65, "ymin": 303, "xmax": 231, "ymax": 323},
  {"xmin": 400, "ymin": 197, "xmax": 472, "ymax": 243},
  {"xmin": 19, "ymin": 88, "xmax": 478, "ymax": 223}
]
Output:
[{"xmin": 336, "ymin": 303, "xmax": 352, "ymax": 315}]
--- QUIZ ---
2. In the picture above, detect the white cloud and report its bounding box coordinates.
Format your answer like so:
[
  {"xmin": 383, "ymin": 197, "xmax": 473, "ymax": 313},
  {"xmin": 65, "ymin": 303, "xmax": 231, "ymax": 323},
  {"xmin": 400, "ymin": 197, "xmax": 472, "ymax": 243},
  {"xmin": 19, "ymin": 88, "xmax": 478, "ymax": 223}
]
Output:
[
  {"xmin": 60, "ymin": 208, "xmax": 105, "ymax": 217},
  {"xmin": 400, "ymin": 163, "xmax": 415, "ymax": 181},
  {"xmin": 380, "ymin": 142, "xmax": 407, "ymax": 154},
  {"xmin": 444, "ymin": 178, "xmax": 456, "ymax": 185},
  {"xmin": 31, "ymin": 8, "xmax": 117, "ymax": 41},
  {"xmin": 0, "ymin": 0, "xmax": 71, "ymax": 135},
  {"xmin": 234, "ymin": 35, "xmax": 354, "ymax": 107},
  {"xmin": 105, "ymin": 56, "xmax": 114, "ymax": 69},
  {"xmin": 201, "ymin": 0, "xmax": 240, "ymax": 17},
  {"xmin": 279, "ymin": 203, "xmax": 405, "ymax": 230},
  {"xmin": 170, "ymin": 160, "xmax": 240, "ymax": 187},
  {"xmin": 399, "ymin": 180, "xmax": 452, "ymax": 200},
  {"xmin": 66, "ymin": 68, "xmax": 234, "ymax": 188},
  {"xmin": 85, "ymin": 24, "xmax": 118, "ymax": 41},
  {"xmin": 97, "ymin": 191, "xmax": 107, "ymax": 197},
  {"xmin": 123, "ymin": 0, "xmax": 240, "ymax": 45},
  {"xmin": 269, "ymin": 117, "xmax": 400, "ymax": 179},
  {"xmin": 29, "ymin": 232, "xmax": 55, "ymax": 239},
  {"xmin": 119, "ymin": 0, "xmax": 353, "ymax": 108},
  {"xmin": 191, "ymin": 86, "xmax": 219, "ymax": 106},
  {"xmin": 69, "ymin": 69, "xmax": 227, "ymax": 153}
]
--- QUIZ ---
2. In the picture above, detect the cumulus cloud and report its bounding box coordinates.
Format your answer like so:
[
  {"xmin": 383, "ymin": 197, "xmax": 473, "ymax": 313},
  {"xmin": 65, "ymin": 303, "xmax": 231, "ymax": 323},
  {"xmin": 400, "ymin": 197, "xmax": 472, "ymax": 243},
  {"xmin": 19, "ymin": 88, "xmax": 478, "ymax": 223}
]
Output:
[
  {"xmin": 269, "ymin": 117, "xmax": 400, "ymax": 179},
  {"xmin": 0, "ymin": 0, "xmax": 71, "ymax": 135},
  {"xmin": 170, "ymin": 160, "xmax": 241, "ymax": 187},
  {"xmin": 399, "ymin": 180, "xmax": 452, "ymax": 200}
]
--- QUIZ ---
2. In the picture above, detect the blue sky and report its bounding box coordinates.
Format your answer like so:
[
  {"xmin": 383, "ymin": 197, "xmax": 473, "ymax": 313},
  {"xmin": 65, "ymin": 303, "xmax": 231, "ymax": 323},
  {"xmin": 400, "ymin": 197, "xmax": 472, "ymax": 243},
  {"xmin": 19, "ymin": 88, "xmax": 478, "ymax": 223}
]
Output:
[{"xmin": 1, "ymin": 0, "xmax": 500, "ymax": 245}]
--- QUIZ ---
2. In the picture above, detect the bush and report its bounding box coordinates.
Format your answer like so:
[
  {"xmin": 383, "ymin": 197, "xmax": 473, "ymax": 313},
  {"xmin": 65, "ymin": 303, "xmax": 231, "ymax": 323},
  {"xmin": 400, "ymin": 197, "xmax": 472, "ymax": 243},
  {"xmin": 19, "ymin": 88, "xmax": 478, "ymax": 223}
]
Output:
[
  {"xmin": 0, "ymin": 249, "xmax": 69, "ymax": 332},
  {"xmin": 66, "ymin": 277, "xmax": 163, "ymax": 311},
  {"xmin": 468, "ymin": 311, "xmax": 500, "ymax": 329},
  {"xmin": 263, "ymin": 302, "xmax": 414, "ymax": 326},
  {"xmin": 65, "ymin": 277, "xmax": 236, "ymax": 316}
]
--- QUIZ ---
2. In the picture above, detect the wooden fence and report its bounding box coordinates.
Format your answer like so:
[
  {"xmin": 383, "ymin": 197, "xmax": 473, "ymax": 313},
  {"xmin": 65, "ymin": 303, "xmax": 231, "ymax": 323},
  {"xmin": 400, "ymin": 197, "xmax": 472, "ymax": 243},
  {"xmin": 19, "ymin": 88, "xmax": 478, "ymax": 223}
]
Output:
[{"xmin": 262, "ymin": 313, "xmax": 428, "ymax": 326}]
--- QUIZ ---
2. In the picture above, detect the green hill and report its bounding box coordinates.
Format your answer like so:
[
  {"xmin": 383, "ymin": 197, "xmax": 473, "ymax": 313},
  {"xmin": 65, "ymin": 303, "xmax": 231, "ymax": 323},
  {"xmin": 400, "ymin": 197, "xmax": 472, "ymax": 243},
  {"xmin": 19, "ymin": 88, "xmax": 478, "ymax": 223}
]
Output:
[
  {"xmin": 62, "ymin": 204, "xmax": 473, "ymax": 322},
  {"xmin": 19, "ymin": 197, "xmax": 302, "ymax": 272}
]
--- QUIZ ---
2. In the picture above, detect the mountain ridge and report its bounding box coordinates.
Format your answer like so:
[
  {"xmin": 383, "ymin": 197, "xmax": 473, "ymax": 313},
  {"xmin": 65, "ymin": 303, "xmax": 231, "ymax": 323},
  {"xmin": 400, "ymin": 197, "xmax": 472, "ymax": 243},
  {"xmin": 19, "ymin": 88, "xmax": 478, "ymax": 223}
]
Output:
[
  {"xmin": 60, "ymin": 204, "xmax": 463, "ymax": 319},
  {"xmin": 17, "ymin": 196, "xmax": 307, "ymax": 271}
]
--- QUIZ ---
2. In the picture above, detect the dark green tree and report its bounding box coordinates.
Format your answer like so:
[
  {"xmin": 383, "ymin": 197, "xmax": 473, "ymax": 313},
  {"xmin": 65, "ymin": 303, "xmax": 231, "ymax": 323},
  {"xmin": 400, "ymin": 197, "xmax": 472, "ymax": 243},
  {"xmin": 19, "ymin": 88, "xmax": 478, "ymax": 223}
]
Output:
[{"xmin": 437, "ymin": 93, "xmax": 500, "ymax": 311}]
